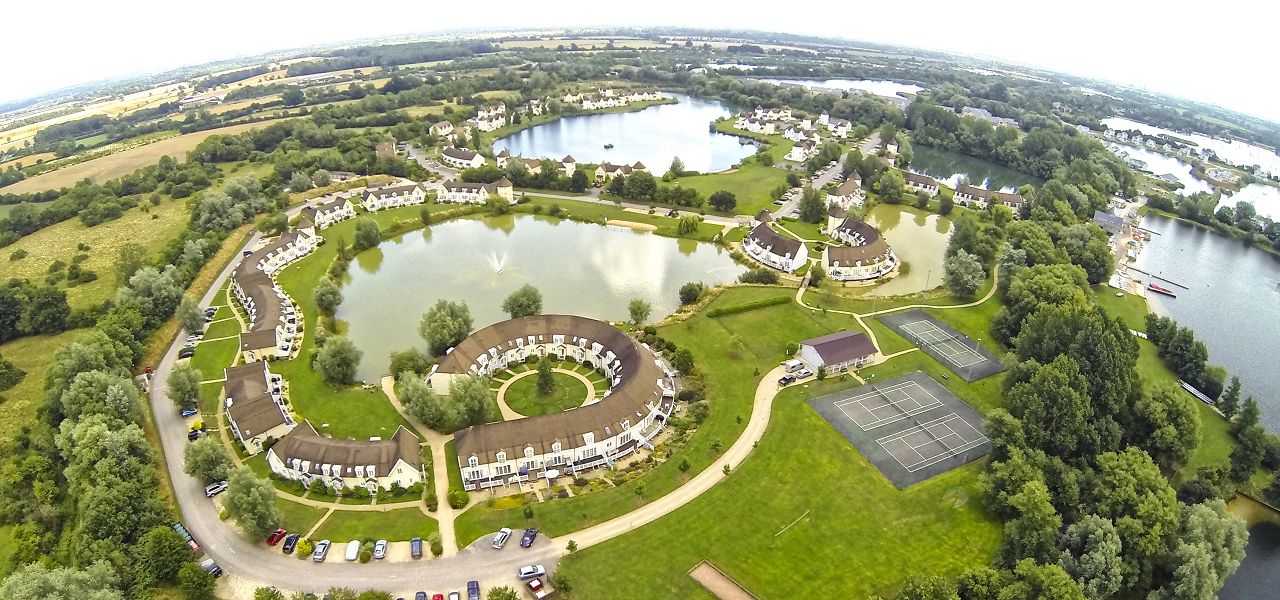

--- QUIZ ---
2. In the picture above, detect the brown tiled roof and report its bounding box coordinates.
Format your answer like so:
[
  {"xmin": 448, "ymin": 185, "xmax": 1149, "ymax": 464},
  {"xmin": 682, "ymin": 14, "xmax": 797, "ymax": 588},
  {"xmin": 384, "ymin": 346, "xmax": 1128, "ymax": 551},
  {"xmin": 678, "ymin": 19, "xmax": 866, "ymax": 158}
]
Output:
[
  {"xmin": 364, "ymin": 183, "xmax": 422, "ymax": 200},
  {"xmin": 273, "ymin": 421, "xmax": 421, "ymax": 478},
  {"xmin": 832, "ymin": 180, "xmax": 861, "ymax": 196},
  {"xmin": 835, "ymin": 218, "xmax": 881, "ymax": 244},
  {"xmin": 754, "ymin": 209, "xmax": 773, "ymax": 223},
  {"xmin": 994, "ymin": 192, "xmax": 1024, "ymax": 206},
  {"xmin": 902, "ymin": 171, "xmax": 938, "ymax": 187},
  {"xmin": 827, "ymin": 238, "xmax": 892, "ymax": 266},
  {"xmin": 956, "ymin": 184, "xmax": 993, "ymax": 200},
  {"xmin": 446, "ymin": 316, "xmax": 669, "ymax": 464},
  {"xmin": 828, "ymin": 205, "xmax": 847, "ymax": 219},
  {"xmin": 315, "ymin": 196, "xmax": 350, "ymax": 213},
  {"xmin": 224, "ymin": 362, "xmax": 289, "ymax": 438},
  {"xmin": 562, "ymin": 155, "xmax": 576, "ymax": 163},
  {"xmin": 442, "ymin": 146, "xmax": 478, "ymax": 161},
  {"xmin": 800, "ymin": 331, "xmax": 877, "ymax": 365},
  {"xmin": 745, "ymin": 223, "xmax": 803, "ymax": 259}
]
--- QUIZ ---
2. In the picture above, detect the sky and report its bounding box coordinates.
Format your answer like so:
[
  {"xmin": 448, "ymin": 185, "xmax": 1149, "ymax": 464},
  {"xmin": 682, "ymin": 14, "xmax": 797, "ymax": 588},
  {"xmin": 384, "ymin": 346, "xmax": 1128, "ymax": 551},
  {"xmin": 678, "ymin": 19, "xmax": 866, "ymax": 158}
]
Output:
[{"xmin": 4, "ymin": 0, "xmax": 1279, "ymax": 124}]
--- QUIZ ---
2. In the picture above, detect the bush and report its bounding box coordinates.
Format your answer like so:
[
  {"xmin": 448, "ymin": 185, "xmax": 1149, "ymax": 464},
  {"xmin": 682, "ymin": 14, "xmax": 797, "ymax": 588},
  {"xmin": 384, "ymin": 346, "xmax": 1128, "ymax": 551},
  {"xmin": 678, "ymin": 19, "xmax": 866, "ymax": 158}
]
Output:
[
  {"xmin": 296, "ymin": 538, "xmax": 314, "ymax": 558},
  {"xmin": 358, "ymin": 548, "xmax": 373, "ymax": 563},
  {"xmin": 706, "ymin": 295, "xmax": 789, "ymax": 317},
  {"xmin": 447, "ymin": 489, "xmax": 470, "ymax": 509},
  {"xmin": 425, "ymin": 491, "xmax": 439, "ymax": 511},
  {"xmin": 429, "ymin": 532, "xmax": 443, "ymax": 557},
  {"xmin": 736, "ymin": 268, "xmax": 780, "ymax": 285}
]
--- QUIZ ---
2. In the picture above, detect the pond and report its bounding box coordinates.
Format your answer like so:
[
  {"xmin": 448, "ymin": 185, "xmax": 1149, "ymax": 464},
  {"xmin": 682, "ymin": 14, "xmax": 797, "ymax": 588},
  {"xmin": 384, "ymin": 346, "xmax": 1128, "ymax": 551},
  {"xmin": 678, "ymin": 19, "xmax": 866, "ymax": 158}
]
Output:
[
  {"xmin": 493, "ymin": 94, "xmax": 756, "ymax": 174},
  {"xmin": 335, "ymin": 214, "xmax": 746, "ymax": 380},
  {"xmin": 1220, "ymin": 523, "xmax": 1280, "ymax": 600},
  {"xmin": 1106, "ymin": 142, "xmax": 1214, "ymax": 195},
  {"xmin": 863, "ymin": 204, "xmax": 953, "ymax": 297},
  {"xmin": 1102, "ymin": 116, "xmax": 1280, "ymax": 174},
  {"xmin": 1134, "ymin": 213, "xmax": 1280, "ymax": 433},
  {"xmin": 763, "ymin": 78, "xmax": 923, "ymax": 99},
  {"xmin": 908, "ymin": 145, "xmax": 1042, "ymax": 192}
]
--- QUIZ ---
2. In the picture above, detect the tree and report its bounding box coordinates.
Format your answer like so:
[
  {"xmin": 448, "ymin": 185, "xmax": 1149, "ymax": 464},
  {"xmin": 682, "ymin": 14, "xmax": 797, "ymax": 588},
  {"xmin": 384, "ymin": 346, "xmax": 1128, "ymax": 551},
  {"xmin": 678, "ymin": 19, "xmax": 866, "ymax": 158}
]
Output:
[
  {"xmin": 678, "ymin": 281, "xmax": 705, "ymax": 305},
  {"xmin": 177, "ymin": 296, "xmax": 205, "ymax": 334},
  {"xmin": 1003, "ymin": 560, "xmax": 1088, "ymax": 600},
  {"xmin": 667, "ymin": 156, "xmax": 685, "ymax": 179},
  {"xmin": 1004, "ymin": 356, "xmax": 1093, "ymax": 459},
  {"xmin": 915, "ymin": 190, "xmax": 931, "ymax": 209},
  {"xmin": 991, "ymin": 264, "xmax": 1090, "ymax": 344},
  {"xmin": 1218, "ymin": 376, "xmax": 1241, "ymax": 418},
  {"xmin": 281, "ymin": 87, "xmax": 304, "ymax": 106},
  {"xmin": 116, "ymin": 265, "xmax": 185, "ymax": 328},
  {"xmin": 569, "ymin": 170, "xmax": 588, "ymax": 192},
  {"xmin": 255, "ymin": 588, "xmax": 286, "ymax": 600},
  {"xmin": 804, "ymin": 262, "xmax": 824, "ymax": 287},
  {"xmin": 1228, "ymin": 424, "xmax": 1266, "ymax": 483},
  {"xmin": 56, "ymin": 369, "xmax": 142, "ymax": 425},
  {"xmin": 708, "ymin": 190, "xmax": 737, "ymax": 212},
  {"xmin": 628, "ymin": 298, "xmax": 652, "ymax": 325},
  {"xmin": 419, "ymin": 299, "xmax": 473, "ymax": 356},
  {"xmin": 938, "ymin": 187, "xmax": 955, "ymax": 215},
  {"xmin": 606, "ymin": 174, "xmax": 626, "ymax": 196},
  {"xmin": 502, "ymin": 284, "xmax": 543, "ymax": 318},
  {"xmin": 798, "ymin": 186, "xmax": 824, "ymax": 223},
  {"xmin": 353, "ymin": 218, "xmax": 380, "ymax": 251},
  {"xmin": 1000, "ymin": 479, "xmax": 1062, "ymax": 566},
  {"xmin": 116, "ymin": 242, "xmax": 149, "ymax": 287},
  {"xmin": 876, "ymin": 169, "xmax": 906, "ymax": 203},
  {"xmin": 672, "ymin": 348, "xmax": 695, "ymax": 374},
  {"xmin": 536, "ymin": 355, "xmax": 554, "ymax": 395},
  {"xmin": 21, "ymin": 285, "xmax": 69, "ymax": 334},
  {"xmin": 1087, "ymin": 448, "xmax": 1180, "ymax": 585},
  {"xmin": 676, "ymin": 215, "xmax": 700, "ymax": 235},
  {"xmin": 449, "ymin": 375, "xmax": 496, "ymax": 428},
  {"xmin": 314, "ymin": 276, "xmax": 343, "ymax": 316},
  {"xmin": 288, "ymin": 171, "xmax": 313, "ymax": 193},
  {"xmin": 137, "ymin": 525, "xmax": 192, "ymax": 584},
  {"xmin": 257, "ymin": 211, "xmax": 288, "ymax": 236},
  {"xmin": 944, "ymin": 249, "xmax": 985, "ymax": 298},
  {"xmin": 311, "ymin": 169, "xmax": 332, "ymax": 187},
  {"xmin": 179, "ymin": 562, "xmax": 215, "ymax": 599},
  {"xmin": 224, "ymin": 468, "xmax": 282, "ymax": 540},
  {"xmin": 183, "ymin": 435, "xmax": 234, "ymax": 484},
  {"xmin": 1057, "ymin": 515, "xmax": 1125, "ymax": 600},
  {"xmin": 400, "ymin": 375, "xmax": 448, "ymax": 429},
  {"xmin": 622, "ymin": 171, "xmax": 658, "ymax": 199},
  {"xmin": 892, "ymin": 576, "xmax": 958, "ymax": 600},
  {"xmin": 1149, "ymin": 500, "xmax": 1247, "ymax": 600},
  {"xmin": 316, "ymin": 336, "xmax": 362, "ymax": 384},
  {"xmin": 487, "ymin": 586, "xmax": 519, "ymax": 600},
  {"xmin": 388, "ymin": 348, "xmax": 432, "ymax": 378},
  {"xmin": 0, "ymin": 562, "xmax": 124, "ymax": 600},
  {"xmin": 1231, "ymin": 396, "xmax": 1261, "ymax": 436},
  {"xmin": 1131, "ymin": 383, "xmax": 1200, "ymax": 470},
  {"xmin": 167, "ymin": 363, "xmax": 202, "ymax": 408}
]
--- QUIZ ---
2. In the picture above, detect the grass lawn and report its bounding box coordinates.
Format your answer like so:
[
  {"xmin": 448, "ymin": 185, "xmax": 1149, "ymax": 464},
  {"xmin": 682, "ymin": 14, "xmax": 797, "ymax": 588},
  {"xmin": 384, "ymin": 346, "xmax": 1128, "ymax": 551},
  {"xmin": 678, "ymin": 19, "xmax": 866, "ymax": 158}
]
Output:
[
  {"xmin": 677, "ymin": 161, "xmax": 792, "ymax": 218},
  {"xmin": 0, "ymin": 330, "xmax": 83, "ymax": 432},
  {"xmin": 503, "ymin": 370, "xmax": 590, "ymax": 416},
  {"xmin": 188, "ymin": 336, "xmax": 239, "ymax": 380},
  {"xmin": 201, "ymin": 317, "xmax": 241, "ymax": 340},
  {"xmin": 445, "ymin": 440, "xmax": 463, "ymax": 492},
  {"xmin": 1090, "ymin": 286, "xmax": 1150, "ymax": 331},
  {"xmin": 774, "ymin": 218, "xmax": 824, "ymax": 241},
  {"xmin": 558, "ymin": 384, "xmax": 1001, "ymax": 600},
  {"xmin": 277, "ymin": 499, "xmax": 329, "ymax": 536},
  {"xmin": 211, "ymin": 286, "xmax": 228, "ymax": 306},
  {"xmin": 454, "ymin": 286, "xmax": 890, "ymax": 547},
  {"xmin": 3, "ymin": 199, "xmax": 191, "ymax": 309},
  {"xmin": 311, "ymin": 508, "xmax": 438, "ymax": 542},
  {"xmin": 197, "ymin": 382, "xmax": 222, "ymax": 416},
  {"xmin": 522, "ymin": 196, "xmax": 723, "ymax": 241}
]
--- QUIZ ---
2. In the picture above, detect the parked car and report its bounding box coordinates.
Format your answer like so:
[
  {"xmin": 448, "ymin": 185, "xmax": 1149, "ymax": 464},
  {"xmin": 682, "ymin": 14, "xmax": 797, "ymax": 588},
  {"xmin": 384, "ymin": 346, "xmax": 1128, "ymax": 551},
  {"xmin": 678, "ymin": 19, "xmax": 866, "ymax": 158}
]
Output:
[
  {"xmin": 172, "ymin": 522, "xmax": 202, "ymax": 555},
  {"xmin": 203, "ymin": 313, "xmax": 215, "ymax": 323},
  {"xmin": 178, "ymin": 347, "xmax": 195, "ymax": 359},
  {"xmin": 186, "ymin": 334, "xmax": 202, "ymax": 343},
  {"xmin": 466, "ymin": 581, "xmax": 480, "ymax": 600},
  {"xmin": 373, "ymin": 539, "xmax": 388, "ymax": 559},
  {"xmin": 491, "ymin": 527, "xmax": 512, "ymax": 549},
  {"xmin": 344, "ymin": 540, "xmax": 361, "ymax": 561},
  {"xmin": 415, "ymin": 593, "xmax": 426, "ymax": 600},
  {"xmin": 180, "ymin": 407, "xmax": 199, "ymax": 418},
  {"xmin": 410, "ymin": 536, "xmax": 423, "ymax": 559},
  {"xmin": 199, "ymin": 558, "xmax": 222, "ymax": 578},
  {"xmin": 431, "ymin": 594, "xmax": 443, "ymax": 600},
  {"xmin": 282, "ymin": 533, "xmax": 300, "ymax": 554},
  {"xmin": 266, "ymin": 529, "xmax": 287, "ymax": 546},
  {"xmin": 527, "ymin": 578, "xmax": 549, "ymax": 600},
  {"xmin": 242, "ymin": 250, "xmax": 253, "ymax": 257},
  {"xmin": 447, "ymin": 592, "xmax": 460, "ymax": 600},
  {"xmin": 312, "ymin": 539, "xmax": 331, "ymax": 562},
  {"xmin": 778, "ymin": 374, "xmax": 797, "ymax": 386},
  {"xmin": 782, "ymin": 359, "xmax": 804, "ymax": 373},
  {"xmin": 796, "ymin": 368, "xmax": 814, "ymax": 378},
  {"xmin": 519, "ymin": 528, "xmax": 538, "ymax": 548},
  {"xmin": 204, "ymin": 481, "xmax": 227, "ymax": 497},
  {"xmin": 517, "ymin": 564, "xmax": 547, "ymax": 580},
  {"xmin": 204, "ymin": 307, "xmax": 218, "ymax": 316},
  {"xmin": 772, "ymin": 199, "xmax": 785, "ymax": 205},
  {"xmin": 188, "ymin": 429, "xmax": 203, "ymax": 442}
]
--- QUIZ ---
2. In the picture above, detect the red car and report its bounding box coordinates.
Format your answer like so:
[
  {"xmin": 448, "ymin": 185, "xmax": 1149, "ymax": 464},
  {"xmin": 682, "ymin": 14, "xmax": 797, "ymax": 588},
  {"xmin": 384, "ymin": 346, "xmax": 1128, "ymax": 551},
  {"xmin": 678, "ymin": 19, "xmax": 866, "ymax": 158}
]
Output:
[
  {"xmin": 432, "ymin": 594, "xmax": 444, "ymax": 600},
  {"xmin": 265, "ymin": 529, "xmax": 288, "ymax": 546}
]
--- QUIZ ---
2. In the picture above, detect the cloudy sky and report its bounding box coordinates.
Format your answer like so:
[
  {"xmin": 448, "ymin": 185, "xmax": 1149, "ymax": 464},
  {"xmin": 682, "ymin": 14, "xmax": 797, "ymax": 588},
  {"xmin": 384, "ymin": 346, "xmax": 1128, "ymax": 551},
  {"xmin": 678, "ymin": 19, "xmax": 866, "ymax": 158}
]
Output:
[{"xmin": 5, "ymin": 0, "xmax": 1278, "ymax": 123}]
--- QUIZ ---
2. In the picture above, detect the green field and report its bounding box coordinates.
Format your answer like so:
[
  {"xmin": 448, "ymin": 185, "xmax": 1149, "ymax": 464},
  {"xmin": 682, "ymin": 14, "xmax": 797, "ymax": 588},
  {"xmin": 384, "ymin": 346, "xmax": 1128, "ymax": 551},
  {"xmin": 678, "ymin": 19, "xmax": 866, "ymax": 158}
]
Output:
[
  {"xmin": 201, "ymin": 317, "xmax": 242, "ymax": 340},
  {"xmin": 187, "ymin": 336, "xmax": 239, "ymax": 380},
  {"xmin": 0, "ymin": 329, "xmax": 83, "ymax": 432},
  {"xmin": 672, "ymin": 121, "xmax": 796, "ymax": 217},
  {"xmin": 277, "ymin": 499, "xmax": 329, "ymax": 536},
  {"xmin": 503, "ymin": 369, "xmax": 590, "ymax": 416},
  {"xmin": 311, "ymin": 507, "xmax": 438, "ymax": 542}
]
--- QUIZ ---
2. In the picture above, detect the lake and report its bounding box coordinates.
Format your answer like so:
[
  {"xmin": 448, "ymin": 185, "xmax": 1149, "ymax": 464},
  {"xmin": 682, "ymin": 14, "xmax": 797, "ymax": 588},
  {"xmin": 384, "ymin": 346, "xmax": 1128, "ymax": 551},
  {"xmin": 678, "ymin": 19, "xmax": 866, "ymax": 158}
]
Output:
[
  {"xmin": 1220, "ymin": 523, "xmax": 1280, "ymax": 600},
  {"xmin": 1134, "ymin": 213, "xmax": 1280, "ymax": 433},
  {"xmin": 908, "ymin": 145, "xmax": 1042, "ymax": 191},
  {"xmin": 493, "ymin": 94, "xmax": 756, "ymax": 173},
  {"xmin": 1106, "ymin": 143, "xmax": 1280, "ymax": 220},
  {"xmin": 1228, "ymin": 184, "xmax": 1280, "ymax": 221},
  {"xmin": 1103, "ymin": 116, "xmax": 1280, "ymax": 175},
  {"xmin": 864, "ymin": 204, "xmax": 952, "ymax": 297},
  {"xmin": 335, "ymin": 215, "xmax": 746, "ymax": 380},
  {"xmin": 764, "ymin": 78, "xmax": 923, "ymax": 99}
]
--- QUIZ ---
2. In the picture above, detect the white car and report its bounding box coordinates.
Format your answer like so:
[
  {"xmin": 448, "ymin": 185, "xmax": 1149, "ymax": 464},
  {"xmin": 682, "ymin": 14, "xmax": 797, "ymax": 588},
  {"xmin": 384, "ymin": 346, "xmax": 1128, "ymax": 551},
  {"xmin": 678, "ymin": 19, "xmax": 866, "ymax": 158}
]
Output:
[
  {"xmin": 491, "ymin": 527, "xmax": 512, "ymax": 549},
  {"xmin": 517, "ymin": 564, "xmax": 546, "ymax": 580},
  {"xmin": 344, "ymin": 540, "xmax": 361, "ymax": 561},
  {"xmin": 204, "ymin": 481, "xmax": 228, "ymax": 497},
  {"xmin": 372, "ymin": 539, "xmax": 388, "ymax": 559},
  {"xmin": 797, "ymin": 368, "xmax": 814, "ymax": 378}
]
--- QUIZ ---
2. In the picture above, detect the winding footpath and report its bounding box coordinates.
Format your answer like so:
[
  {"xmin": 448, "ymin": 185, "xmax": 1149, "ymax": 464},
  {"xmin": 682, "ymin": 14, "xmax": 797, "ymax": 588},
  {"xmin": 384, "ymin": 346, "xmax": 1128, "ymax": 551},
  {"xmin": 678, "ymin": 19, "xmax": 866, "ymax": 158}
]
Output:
[{"xmin": 145, "ymin": 198, "xmax": 999, "ymax": 598}]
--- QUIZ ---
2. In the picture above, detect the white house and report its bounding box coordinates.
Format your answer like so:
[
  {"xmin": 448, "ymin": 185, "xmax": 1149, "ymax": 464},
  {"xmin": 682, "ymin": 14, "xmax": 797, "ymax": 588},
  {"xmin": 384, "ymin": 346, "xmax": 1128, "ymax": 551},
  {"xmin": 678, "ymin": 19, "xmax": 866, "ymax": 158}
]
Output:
[
  {"xmin": 526, "ymin": 98, "xmax": 546, "ymax": 116},
  {"xmin": 798, "ymin": 331, "xmax": 878, "ymax": 372},
  {"xmin": 231, "ymin": 229, "xmax": 316, "ymax": 361},
  {"xmin": 430, "ymin": 121, "xmax": 455, "ymax": 137},
  {"xmin": 750, "ymin": 209, "xmax": 774, "ymax": 229},
  {"xmin": 784, "ymin": 126, "xmax": 818, "ymax": 143},
  {"xmin": 825, "ymin": 218, "xmax": 896, "ymax": 282},
  {"xmin": 954, "ymin": 184, "xmax": 994, "ymax": 207},
  {"xmin": 298, "ymin": 197, "xmax": 355, "ymax": 231},
  {"xmin": 902, "ymin": 171, "xmax": 940, "ymax": 196},
  {"xmin": 439, "ymin": 178, "xmax": 515, "ymax": 204},
  {"xmin": 558, "ymin": 155, "xmax": 577, "ymax": 177},
  {"xmin": 439, "ymin": 315, "xmax": 677, "ymax": 491},
  {"xmin": 267, "ymin": 421, "xmax": 423, "ymax": 493},
  {"xmin": 826, "ymin": 117, "xmax": 852, "ymax": 138},
  {"xmin": 362, "ymin": 183, "xmax": 426, "ymax": 211},
  {"xmin": 826, "ymin": 180, "xmax": 864, "ymax": 208},
  {"xmin": 742, "ymin": 223, "xmax": 807, "ymax": 273},
  {"xmin": 495, "ymin": 149, "xmax": 511, "ymax": 168},
  {"xmin": 786, "ymin": 140, "xmax": 818, "ymax": 162},
  {"xmin": 595, "ymin": 162, "xmax": 647, "ymax": 181},
  {"xmin": 223, "ymin": 361, "xmax": 296, "ymax": 454},
  {"xmin": 441, "ymin": 147, "xmax": 486, "ymax": 170}
]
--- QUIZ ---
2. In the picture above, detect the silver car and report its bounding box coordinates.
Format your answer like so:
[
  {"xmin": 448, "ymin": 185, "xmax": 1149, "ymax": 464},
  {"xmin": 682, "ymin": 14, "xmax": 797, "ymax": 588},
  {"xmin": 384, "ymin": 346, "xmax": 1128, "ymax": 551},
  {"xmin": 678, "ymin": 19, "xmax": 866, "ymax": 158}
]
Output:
[
  {"xmin": 491, "ymin": 527, "xmax": 512, "ymax": 549},
  {"xmin": 372, "ymin": 539, "xmax": 388, "ymax": 559}
]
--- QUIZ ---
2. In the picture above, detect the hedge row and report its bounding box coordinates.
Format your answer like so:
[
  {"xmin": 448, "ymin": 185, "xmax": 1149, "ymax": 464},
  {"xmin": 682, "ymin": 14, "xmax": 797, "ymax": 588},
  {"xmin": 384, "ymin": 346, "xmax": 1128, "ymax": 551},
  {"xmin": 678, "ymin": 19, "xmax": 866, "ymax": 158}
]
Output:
[{"xmin": 706, "ymin": 295, "xmax": 790, "ymax": 318}]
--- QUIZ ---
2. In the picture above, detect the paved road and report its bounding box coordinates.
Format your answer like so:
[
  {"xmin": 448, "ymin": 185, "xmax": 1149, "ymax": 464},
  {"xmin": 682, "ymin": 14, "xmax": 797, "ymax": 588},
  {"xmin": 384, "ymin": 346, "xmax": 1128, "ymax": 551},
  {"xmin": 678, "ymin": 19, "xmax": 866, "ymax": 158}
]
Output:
[{"xmin": 145, "ymin": 197, "xmax": 787, "ymax": 598}]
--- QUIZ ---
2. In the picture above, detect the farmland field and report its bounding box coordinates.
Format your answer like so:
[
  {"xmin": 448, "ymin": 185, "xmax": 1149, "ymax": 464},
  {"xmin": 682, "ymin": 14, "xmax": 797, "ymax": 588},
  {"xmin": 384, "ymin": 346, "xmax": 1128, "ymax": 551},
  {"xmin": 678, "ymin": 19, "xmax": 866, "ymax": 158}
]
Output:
[
  {"xmin": 0, "ymin": 121, "xmax": 284, "ymax": 194},
  {"xmin": 0, "ymin": 151, "xmax": 57, "ymax": 171},
  {"xmin": 500, "ymin": 38, "xmax": 667, "ymax": 50}
]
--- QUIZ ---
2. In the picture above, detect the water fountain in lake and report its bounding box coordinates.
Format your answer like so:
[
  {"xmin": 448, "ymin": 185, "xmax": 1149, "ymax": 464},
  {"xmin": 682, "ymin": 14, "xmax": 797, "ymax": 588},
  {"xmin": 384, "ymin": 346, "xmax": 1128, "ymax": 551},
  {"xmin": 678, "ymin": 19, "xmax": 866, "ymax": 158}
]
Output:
[{"xmin": 487, "ymin": 250, "xmax": 508, "ymax": 273}]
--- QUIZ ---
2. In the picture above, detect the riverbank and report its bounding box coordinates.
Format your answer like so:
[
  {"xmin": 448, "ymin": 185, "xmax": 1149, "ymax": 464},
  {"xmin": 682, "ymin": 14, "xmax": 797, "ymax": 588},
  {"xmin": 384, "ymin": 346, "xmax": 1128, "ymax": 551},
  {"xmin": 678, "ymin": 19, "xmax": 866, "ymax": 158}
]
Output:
[
  {"xmin": 481, "ymin": 96, "xmax": 678, "ymax": 150},
  {"xmin": 1139, "ymin": 205, "xmax": 1280, "ymax": 257}
]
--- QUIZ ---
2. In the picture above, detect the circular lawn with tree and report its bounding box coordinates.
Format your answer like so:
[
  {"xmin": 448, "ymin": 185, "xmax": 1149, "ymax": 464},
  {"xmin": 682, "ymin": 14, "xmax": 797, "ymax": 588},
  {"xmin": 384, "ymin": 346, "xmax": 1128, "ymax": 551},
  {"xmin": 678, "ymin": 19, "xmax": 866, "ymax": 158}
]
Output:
[{"xmin": 502, "ymin": 368, "xmax": 592, "ymax": 416}]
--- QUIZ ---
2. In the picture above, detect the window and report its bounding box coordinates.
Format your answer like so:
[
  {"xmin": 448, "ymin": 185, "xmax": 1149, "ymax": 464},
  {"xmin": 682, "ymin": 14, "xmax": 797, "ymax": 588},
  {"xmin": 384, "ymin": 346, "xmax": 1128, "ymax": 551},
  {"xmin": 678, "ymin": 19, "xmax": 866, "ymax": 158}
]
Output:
[
  {"xmin": 468, "ymin": 457, "xmax": 478, "ymax": 468},
  {"xmin": 496, "ymin": 451, "xmax": 507, "ymax": 462},
  {"xmin": 551, "ymin": 442, "xmax": 562, "ymax": 453},
  {"xmin": 582, "ymin": 432, "xmax": 595, "ymax": 445},
  {"xmin": 495, "ymin": 464, "xmax": 512, "ymax": 476}
]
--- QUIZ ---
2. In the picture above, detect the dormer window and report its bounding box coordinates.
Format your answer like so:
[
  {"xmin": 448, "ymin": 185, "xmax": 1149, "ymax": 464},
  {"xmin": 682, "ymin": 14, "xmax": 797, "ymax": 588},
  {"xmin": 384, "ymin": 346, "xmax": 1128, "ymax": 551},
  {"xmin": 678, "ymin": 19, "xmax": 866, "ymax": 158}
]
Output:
[
  {"xmin": 468, "ymin": 456, "xmax": 478, "ymax": 468},
  {"xmin": 496, "ymin": 451, "xmax": 507, "ymax": 462}
]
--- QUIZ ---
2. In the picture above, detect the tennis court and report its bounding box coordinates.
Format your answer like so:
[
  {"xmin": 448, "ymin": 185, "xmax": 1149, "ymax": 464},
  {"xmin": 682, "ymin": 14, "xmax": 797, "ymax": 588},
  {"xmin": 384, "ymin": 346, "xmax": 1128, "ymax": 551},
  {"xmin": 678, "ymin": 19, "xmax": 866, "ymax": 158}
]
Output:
[
  {"xmin": 878, "ymin": 310, "xmax": 1006, "ymax": 382},
  {"xmin": 808, "ymin": 371, "xmax": 990, "ymax": 488}
]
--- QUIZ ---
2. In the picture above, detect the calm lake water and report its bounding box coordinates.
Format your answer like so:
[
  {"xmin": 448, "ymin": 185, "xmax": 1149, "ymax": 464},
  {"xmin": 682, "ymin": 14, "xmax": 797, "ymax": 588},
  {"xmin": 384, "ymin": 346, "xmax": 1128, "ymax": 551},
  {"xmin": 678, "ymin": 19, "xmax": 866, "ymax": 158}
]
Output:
[
  {"xmin": 909, "ymin": 145, "xmax": 1042, "ymax": 192},
  {"xmin": 335, "ymin": 215, "xmax": 746, "ymax": 380},
  {"xmin": 1134, "ymin": 213, "xmax": 1280, "ymax": 433},
  {"xmin": 864, "ymin": 204, "xmax": 952, "ymax": 297},
  {"xmin": 1106, "ymin": 143, "xmax": 1280, "ymax": 220},
  {"xmin": 1103, "ymin": 116, "xmax": 1280, "ymax": 174},
  {"xmin": 1220, "ymin": 523, "xmax": 1280, "ymax": 600},
  {"xmin": 493, "ymin": 94, "xmax": 755, "ymax": 173},
  {"xmin": 765, "ymin": 78, "xmax": 923, "ymax": 98},
  {"xmin": 1229, "ymin": 184, "xmax": 1280, "ymax": 221}
]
